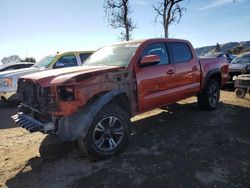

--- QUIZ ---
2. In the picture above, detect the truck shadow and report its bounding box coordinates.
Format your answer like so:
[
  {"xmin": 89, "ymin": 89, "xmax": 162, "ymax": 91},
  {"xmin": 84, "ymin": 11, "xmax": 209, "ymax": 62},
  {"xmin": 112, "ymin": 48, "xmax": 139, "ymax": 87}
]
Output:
[
  {"xmin": 5, "ymin": 102, "xmax": 250, "ymax": 188},
  {"xmin": 222, "ymin": 83, "xmax": 235, "ymax": 92},
  {"xmin": 0, "ymin": 101, "xmax": 18, "ymax": 129}
]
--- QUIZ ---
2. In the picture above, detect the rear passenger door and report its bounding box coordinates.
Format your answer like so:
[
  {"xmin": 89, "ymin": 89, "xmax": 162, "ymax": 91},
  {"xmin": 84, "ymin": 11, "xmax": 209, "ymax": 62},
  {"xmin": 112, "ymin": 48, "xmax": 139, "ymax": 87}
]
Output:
[
  {"xmin": 137, "ymin": 42, "xmax": 176, "ymax": 111},
  {"xmin": 169, "ymin": 42, "xmax": 200, "ymax": 100}
]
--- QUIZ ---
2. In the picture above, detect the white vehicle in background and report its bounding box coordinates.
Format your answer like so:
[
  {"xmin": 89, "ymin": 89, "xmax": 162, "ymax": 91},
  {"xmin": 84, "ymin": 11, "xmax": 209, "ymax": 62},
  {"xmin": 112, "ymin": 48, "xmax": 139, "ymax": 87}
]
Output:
[
  {"xmin": 0, "ymin": 51, "xmax": 93, "ymax": 102},
  {"xmin": 0, "ymin": 62, "xmax": 35, "ymax": 72}
]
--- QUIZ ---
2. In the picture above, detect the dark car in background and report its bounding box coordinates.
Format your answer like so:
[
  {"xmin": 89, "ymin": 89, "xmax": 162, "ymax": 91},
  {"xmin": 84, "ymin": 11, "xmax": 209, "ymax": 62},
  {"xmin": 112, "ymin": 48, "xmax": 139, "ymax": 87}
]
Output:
[
  {"xmin": 0, "ymin": 62, "xmax": 35, "ymax": 72},
  {"xmin": 243, "ymin": 64, "xmax": 250, "ymax": 74},
  {"xmin": 229, "ymin": 52, "xmax": 250, "ymax": 80},
  {"xmin": 205, "ymin": 52, "xmax": 236, "ymax": 63}
]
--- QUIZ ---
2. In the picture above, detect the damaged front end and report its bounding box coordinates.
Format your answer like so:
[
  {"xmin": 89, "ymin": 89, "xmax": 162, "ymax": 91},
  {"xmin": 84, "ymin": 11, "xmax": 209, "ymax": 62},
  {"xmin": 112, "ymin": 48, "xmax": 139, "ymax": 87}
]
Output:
[
  {"xmin": 12, "ymin": 68, "xmax": 134, "ymax": 141},
  {"xmin": 12, "ymin": 78, "xmax": 57, "ymax": 134},
  {"xmin": 12, "ymin": 78, "xmax": 81, "ymax": 135},
  {"xmin": 12, "ymin": 112, "xmax": 54, "ymax": 133}
]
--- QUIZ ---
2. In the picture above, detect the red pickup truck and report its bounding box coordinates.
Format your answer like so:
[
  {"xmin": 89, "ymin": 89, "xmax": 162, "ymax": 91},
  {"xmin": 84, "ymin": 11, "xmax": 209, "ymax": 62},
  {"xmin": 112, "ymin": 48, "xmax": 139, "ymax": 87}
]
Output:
[{"xmin": 12, "ymin": 38, "xmax": 229, "ymax": 159}]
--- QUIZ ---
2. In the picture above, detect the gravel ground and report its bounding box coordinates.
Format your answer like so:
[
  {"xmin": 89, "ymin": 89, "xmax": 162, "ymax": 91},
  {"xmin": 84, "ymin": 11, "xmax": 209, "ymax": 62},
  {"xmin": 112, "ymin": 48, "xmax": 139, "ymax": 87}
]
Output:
[{"xmin": 0, "ymin": 89, "xmax": 250, "ymax": 188}]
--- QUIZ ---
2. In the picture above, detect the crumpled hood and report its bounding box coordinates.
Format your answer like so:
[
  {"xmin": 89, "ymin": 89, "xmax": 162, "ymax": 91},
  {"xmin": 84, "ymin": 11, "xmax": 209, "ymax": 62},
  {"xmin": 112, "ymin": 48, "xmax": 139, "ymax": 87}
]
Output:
[
  {"xmin": 21, "ymin": 65, "xmax": 124, "ymax": 87},
  {"xmin": 0, "ymin": 67, "xmax": 39, "ymax": 78}
]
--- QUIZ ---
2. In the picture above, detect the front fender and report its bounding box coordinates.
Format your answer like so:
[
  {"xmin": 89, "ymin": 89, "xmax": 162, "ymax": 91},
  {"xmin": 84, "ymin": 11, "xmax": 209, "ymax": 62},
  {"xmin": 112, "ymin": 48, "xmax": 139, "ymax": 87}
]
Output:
[{"xmin": 57, "ymin": 89, "xmax": 126, "ymax": 141}]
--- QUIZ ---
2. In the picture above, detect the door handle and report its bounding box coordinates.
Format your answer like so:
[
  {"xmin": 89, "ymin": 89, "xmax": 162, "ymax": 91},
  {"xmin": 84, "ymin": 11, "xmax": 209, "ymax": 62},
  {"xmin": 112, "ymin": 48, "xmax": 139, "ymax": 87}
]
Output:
[
  {"xmin": 166, "ymin": 70, "xmax": 174, "ymax": 75},
  {"xmin": 192, "ymin": 66, "xmax": 198, "ymax": 71}
]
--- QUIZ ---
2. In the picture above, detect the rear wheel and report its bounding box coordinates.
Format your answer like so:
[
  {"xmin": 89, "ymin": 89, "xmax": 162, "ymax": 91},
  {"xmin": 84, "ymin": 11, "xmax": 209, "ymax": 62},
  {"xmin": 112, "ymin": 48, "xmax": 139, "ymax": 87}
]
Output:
[
  {"xmin": 78, "ymin": 104, "xmax": 130, "ymax": 160},
  {"xmin": 235, "ymin": 88, "xmax": 246, "ymax": 98},
  {"xmin": 198, "ymin": 79, "xmax": 220, "ymax": 110}
]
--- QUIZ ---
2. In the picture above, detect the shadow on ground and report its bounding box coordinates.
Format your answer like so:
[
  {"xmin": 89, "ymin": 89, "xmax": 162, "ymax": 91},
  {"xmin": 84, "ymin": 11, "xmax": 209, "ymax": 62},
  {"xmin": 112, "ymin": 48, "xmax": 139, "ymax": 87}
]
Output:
[
  {"xmin": 0, "ymin": 101, "xmax": 18, "ymax": 129},
  {"xmin": 5, "ymin": 101, "xmax": 250, "ymax": 188},
  {"xmin": 222, "ymin": 83, "xmax": 235, "ymax": 92}
]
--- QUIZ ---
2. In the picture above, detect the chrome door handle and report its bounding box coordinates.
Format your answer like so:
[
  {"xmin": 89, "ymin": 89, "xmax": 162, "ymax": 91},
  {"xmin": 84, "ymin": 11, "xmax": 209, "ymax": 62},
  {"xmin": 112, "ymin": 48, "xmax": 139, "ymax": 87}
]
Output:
[
  {"xmin": 192, "ymin": 66, "xmax": 198, "ymax": 71},
  {"xmin": 166, "ymin": 70, "xmax": 174, "ymax": 75}
]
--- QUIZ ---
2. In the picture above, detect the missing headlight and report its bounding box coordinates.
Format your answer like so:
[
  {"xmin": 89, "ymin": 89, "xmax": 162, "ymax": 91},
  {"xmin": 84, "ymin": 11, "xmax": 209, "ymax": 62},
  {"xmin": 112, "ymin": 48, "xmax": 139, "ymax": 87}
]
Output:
[
  {"xmin": 57, "ymin": 86, "xmax": 75, "ymax": 101},
  {"xmin": 0, "ymin": 77, "xmax": 13, "ymax": 87}
]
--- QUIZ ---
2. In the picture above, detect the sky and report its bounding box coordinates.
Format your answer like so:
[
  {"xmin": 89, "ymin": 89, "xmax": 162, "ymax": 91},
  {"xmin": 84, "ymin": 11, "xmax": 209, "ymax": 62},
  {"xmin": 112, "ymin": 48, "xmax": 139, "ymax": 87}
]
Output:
[{"xmin": 0, "ymin": 0, "xmax": 249, "ymax": 62}]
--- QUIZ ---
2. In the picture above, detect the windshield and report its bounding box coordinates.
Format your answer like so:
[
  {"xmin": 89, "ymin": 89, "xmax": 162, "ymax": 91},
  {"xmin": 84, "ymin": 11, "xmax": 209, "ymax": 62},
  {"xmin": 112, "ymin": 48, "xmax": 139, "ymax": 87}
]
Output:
[
  {"xmin": 33, "ymin": 55, "xmax": 55, "ymax": 68},
  {"xmin": 84, "ymin": 43, "xmax": 140, "ymax": 67},
  {"xmin": 231, "ymin": 56, "xmax": 250, "ymax": 64}
]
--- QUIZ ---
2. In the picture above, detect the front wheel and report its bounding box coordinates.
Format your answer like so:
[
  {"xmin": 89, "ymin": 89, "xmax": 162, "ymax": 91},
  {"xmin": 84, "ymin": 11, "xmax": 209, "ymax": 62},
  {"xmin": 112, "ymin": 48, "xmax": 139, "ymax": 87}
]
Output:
[
  {"xmin": 198, "ymin": 79, "xmax": 220, "ymax": 110},
  {"xmin": 78, "ymin": 104, "xmax": 130, "ymax": 160}
]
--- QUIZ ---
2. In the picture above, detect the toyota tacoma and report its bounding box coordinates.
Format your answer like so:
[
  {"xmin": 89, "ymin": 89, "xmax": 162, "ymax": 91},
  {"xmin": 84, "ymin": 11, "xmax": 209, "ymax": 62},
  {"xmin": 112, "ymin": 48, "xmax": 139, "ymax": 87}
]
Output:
[{"xmin": 12, "ymin": 38, "xmax": 229, "ymax": 159}]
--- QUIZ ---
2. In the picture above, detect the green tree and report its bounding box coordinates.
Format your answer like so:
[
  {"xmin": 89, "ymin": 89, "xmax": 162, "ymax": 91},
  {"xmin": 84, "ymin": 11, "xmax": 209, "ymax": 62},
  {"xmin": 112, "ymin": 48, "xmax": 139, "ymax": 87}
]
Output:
[
  {"xmin": 1, "ymin": 55, "xmax": 22, "ymax": 64},
  {"xmin": 214, "ymin": 43, "xmax": 221, "ymax": 53},
  {"xmin": 241, "ymin": 48, "xmax": 250, "ymax": 53},
  {"xmin": 21, "ymin": 57, "xmax": 36, "ymax": 62},
  {"xmin": 231, "ymin": 46, "xmax": 245, "ymax": 54}
]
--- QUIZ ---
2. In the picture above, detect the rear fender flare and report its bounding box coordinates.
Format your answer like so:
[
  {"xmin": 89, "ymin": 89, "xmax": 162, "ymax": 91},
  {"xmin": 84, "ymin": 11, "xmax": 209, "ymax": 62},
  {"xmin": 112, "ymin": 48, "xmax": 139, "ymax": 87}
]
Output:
[
  {"xmin": 202, "ymin": 68, "xmax": 221, "ymax": 91},
  {"xmin": 57, "ymin": 89, "xmax": 127, "ymax": 141}
]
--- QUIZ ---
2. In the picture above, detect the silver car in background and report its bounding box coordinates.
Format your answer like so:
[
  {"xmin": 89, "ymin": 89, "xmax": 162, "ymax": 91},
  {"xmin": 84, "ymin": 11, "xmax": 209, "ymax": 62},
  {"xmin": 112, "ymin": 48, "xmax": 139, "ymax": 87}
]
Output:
[{"xmin": 229, "ymin": 52, "xmax": 250, "ymax": 81}]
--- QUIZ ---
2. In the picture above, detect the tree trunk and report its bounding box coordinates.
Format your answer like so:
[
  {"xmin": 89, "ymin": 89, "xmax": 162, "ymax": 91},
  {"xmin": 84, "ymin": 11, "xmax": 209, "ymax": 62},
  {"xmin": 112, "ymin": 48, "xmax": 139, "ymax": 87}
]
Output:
[
  {"xmin": 125, "ymin": 27, "xmax": 129, "ymax": 41},
  {"xmin": 164, "ymin": 24, "xmax": 169, "ymax": 38},
  {"xmin": 123, "ymin": 0, "xmax": 129, "ymax": 41}
]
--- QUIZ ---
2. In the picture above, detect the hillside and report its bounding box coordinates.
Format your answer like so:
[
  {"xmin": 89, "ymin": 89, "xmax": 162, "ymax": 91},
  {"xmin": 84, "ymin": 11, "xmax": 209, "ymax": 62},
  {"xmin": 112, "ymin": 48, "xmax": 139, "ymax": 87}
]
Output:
[{"xmin": 195, "ymin": 41, "xmax": 250, "ymax": 56}]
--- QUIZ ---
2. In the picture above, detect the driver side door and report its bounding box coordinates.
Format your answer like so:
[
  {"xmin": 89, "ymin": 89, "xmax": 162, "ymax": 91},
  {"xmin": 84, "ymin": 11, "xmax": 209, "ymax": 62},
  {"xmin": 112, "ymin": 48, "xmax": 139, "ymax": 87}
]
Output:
[{"xmin": 136, "ymin": 42, "xmax": 176, "ymax": 111}]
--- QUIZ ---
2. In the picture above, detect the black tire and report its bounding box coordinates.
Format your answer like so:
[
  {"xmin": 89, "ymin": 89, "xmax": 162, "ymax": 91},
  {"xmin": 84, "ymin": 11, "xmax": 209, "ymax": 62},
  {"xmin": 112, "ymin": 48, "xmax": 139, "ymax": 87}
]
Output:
[
  {"xmin": 198, "ymin": 79, "xmax": 220, "ymax": 110},
  {"xmin": 78, "ymin": 104, "xmax": 130, "ymax": 160},
  {"xmin": 235, "ymin": 88, "xmax": 246, "ymax": 98}
]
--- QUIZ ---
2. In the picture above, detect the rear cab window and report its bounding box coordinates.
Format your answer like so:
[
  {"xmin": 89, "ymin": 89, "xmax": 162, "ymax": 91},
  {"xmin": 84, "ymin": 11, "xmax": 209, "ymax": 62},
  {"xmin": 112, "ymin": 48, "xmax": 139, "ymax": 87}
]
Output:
[{"xmin": 169, "ymin": 42, "xmax": 193, "ymax": 63}]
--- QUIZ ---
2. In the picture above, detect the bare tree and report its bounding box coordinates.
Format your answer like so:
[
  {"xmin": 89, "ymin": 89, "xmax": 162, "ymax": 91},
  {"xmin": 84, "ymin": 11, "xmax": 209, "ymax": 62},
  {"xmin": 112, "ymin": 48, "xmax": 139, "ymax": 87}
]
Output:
[
  {"xmin": 104, "ymin": 0, "xmax": 136, "ymax": 41},
  {"xmin": 153, "ymin": 0, "xmax": 186, "ymax": 38}
]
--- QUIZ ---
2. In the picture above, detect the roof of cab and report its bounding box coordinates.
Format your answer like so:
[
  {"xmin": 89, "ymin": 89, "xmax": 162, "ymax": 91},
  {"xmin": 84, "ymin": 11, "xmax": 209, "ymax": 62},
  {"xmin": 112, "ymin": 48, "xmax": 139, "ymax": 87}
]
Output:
[
  {"xmin": 56, "ymin": 51, "xmax": 94, "ymax": 56},
  {"xmin": 111, "ymin": 38, "xmax": 191, "ymax": 46}
]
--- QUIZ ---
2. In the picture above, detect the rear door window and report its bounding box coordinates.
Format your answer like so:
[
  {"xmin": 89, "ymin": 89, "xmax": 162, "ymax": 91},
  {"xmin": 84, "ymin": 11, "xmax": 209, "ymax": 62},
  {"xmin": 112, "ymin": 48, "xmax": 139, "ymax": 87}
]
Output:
[{"xmin": 170, "ymin": 43, "xmax": 192, "ymax": 63}]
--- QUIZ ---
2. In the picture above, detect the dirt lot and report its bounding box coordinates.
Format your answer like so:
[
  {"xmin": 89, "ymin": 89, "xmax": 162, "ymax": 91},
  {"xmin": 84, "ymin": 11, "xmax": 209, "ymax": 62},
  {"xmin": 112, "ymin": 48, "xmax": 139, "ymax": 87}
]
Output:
[{"xmin": 0, "ymin": 89, "xmax": 250, "ymax": 188}]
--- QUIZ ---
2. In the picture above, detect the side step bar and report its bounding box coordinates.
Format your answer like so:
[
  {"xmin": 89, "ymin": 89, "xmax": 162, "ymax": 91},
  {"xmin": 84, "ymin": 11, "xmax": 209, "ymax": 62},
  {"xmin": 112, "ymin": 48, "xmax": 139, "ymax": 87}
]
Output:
[{"xmin": 11, "ymin": 112, "xmax": 55, "ymax": 133}]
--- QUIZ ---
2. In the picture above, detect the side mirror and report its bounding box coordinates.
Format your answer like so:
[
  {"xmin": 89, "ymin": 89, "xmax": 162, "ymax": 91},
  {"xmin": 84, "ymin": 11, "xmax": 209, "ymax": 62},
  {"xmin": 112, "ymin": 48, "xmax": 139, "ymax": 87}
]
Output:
[{"xmin": 140, "ymin": 55, "xmax": 160, "ymax": 66}]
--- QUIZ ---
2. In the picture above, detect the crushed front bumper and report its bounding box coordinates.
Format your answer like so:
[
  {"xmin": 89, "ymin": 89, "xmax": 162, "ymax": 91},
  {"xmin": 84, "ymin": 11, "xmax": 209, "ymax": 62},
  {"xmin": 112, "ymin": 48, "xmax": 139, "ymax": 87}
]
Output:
[{"xmin": 11, "ymin": 112, "xmax": 55, "ymax": 133}]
